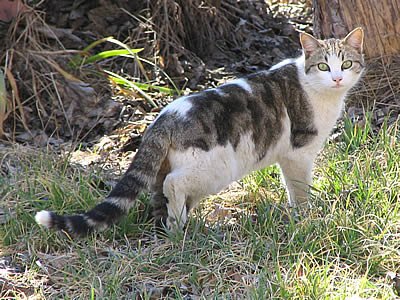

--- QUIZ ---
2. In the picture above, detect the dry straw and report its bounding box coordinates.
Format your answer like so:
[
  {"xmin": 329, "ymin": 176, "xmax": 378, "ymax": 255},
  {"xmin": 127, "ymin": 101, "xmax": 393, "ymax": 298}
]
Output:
[
  {"xmin": 350, "ymin": 56, "xmax": 400, "ymax": 110},
  {"xmin": 1, "ymin": 8, "xmax": 80, "ymax": 140}
]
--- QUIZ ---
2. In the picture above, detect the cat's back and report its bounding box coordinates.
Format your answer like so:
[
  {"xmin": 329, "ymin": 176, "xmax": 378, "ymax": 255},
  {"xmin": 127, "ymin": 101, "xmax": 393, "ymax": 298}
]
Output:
[
  {"xmin": 151, "ymin": 60, "xmax": 314, "ymax": 158},
  {"xmin": 159, "ymin": 59, "xmax": 301, "ymax": 121}
]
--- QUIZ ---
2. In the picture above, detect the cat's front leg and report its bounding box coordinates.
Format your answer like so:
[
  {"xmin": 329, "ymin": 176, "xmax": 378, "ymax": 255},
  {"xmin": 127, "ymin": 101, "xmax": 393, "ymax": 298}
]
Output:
[{"xmin": 278, "ymin": 157, "xmax": 313, "ymax": 208}]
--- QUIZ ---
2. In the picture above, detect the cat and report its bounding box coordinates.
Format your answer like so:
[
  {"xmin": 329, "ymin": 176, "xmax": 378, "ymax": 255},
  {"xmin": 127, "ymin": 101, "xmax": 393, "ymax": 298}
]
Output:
[{"xmin": 35, "ymin": 28, "xmax": 365, "ymax": 236}]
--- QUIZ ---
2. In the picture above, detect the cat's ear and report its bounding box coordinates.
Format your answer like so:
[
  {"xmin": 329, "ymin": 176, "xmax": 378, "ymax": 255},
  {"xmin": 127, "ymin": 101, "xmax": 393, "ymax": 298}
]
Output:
[
  {"xmin": 343, "ymin": 27, "xmax": 364, "ymax": 53},
  {"xmin": 300, "ymin": 32, "xmax": 321, "ymax": 58}
]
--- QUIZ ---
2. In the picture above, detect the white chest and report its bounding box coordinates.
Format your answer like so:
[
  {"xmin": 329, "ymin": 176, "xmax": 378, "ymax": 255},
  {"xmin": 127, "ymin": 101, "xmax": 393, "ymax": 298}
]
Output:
[{"xmin": 310, "ymin": 92, "xmax": 346, "ymax": 143}]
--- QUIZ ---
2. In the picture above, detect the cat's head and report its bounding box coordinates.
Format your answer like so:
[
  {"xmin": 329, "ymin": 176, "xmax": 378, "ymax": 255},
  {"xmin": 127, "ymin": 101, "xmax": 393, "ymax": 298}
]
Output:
[{"xmin": 299, "ymin": 28, "xmax": 364, "ymax": 92}]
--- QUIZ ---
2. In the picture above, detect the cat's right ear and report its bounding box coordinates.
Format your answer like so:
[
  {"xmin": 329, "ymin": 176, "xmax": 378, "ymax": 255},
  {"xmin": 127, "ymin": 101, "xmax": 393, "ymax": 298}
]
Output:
[
  {"xmin": 300, "ymin": 32, "xmax": 321, "ymax": 58},
  {"xmin": 343, "ymin": 27, "xmax": 364, "ymax": 53}
]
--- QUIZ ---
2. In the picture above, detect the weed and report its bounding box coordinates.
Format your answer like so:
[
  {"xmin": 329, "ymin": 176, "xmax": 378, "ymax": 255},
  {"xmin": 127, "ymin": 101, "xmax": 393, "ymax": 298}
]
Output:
[{"xmin": 70, "ymin": 37, "xmax": 179, "ymax": 108}]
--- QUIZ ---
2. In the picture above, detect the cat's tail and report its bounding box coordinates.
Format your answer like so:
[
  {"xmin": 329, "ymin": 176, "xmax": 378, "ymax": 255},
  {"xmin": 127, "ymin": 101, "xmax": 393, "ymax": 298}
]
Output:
[{"xmin": 35, "ymin": 122, "xmax": 171, "ymax": 236}]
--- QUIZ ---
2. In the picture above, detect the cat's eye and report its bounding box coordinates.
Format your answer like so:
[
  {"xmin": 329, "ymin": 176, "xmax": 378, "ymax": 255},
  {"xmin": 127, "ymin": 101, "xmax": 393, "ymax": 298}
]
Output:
[
  {"xmin": 341, "ymin": 60, "xmax": 353, "ymax": 70},
  {"xmin": 317, "ymin": 63, "xmax": 330, "ymax": 71}
]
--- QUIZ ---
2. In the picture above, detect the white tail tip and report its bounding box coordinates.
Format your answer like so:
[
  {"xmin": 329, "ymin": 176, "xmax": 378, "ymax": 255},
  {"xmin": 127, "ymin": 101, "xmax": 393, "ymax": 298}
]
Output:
[{"xmin": 35, "ymin": 210, "xmax": 52, "ymax": 228}]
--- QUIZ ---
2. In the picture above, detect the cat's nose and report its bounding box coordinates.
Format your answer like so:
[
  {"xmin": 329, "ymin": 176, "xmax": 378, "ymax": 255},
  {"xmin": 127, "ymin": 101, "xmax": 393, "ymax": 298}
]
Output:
[{"xmin": 332, "ymin": 74, "xmax": 343, "ymax": 83}]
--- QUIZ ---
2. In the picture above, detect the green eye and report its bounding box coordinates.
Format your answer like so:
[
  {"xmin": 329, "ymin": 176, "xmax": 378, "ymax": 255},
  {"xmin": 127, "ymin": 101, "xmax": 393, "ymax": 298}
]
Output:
[
  {"xmin": 317, "ymin": 63, "xmax": 330, "ymax": 71},
  {"xmin": 342, "ymin": 60, "xmax": 353, "ymax": 70}
]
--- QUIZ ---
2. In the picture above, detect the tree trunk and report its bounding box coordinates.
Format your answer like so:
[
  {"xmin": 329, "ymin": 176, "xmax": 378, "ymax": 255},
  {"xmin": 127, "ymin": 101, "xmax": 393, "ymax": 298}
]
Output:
[{"xmin": 313, "ymin": 0, "xmax": 400, "ymax": 60}]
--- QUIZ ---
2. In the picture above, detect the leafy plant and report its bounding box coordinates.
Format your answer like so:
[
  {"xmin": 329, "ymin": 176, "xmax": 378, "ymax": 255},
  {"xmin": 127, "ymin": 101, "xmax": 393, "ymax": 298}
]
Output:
[
  {"xmin": 341, "ymin": 112, "xmax": 372, "ymax": 152},
  {"xmin": 70, "ymin": 37, "xmax": 179, "ymax": 108},
  {"xmin": 69, "ymin": 37, "xmax": 143, "ymax": 67}
]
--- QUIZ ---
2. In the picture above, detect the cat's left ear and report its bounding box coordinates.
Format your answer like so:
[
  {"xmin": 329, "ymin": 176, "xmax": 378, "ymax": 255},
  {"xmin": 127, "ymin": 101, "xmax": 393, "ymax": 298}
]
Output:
[
  {"xmin": 343, "ymin": 27, "xmax": 364, "ymax": 53},
  {"xmin": 300, "ymin": 32, "xmax": 321, "ymax": 58}
]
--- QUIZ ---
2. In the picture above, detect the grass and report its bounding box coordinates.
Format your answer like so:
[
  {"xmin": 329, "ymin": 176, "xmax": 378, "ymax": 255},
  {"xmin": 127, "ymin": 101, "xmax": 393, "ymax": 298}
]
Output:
[{"xmin": 0, "ymin": 116, "xmax": 399, "ymax": 299}]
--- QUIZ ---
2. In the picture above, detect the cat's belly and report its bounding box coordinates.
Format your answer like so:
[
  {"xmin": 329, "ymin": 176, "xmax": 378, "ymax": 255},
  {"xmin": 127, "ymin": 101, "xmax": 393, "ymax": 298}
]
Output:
[{"xmin": 167, "ymin": 133, "xmax": 280, "ymax": 198}]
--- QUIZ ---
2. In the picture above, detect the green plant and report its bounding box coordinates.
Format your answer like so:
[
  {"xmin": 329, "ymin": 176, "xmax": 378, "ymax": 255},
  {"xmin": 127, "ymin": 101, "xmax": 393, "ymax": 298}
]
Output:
[
  {"xmin": 70, "ymin": 37, "xmax": 179, "ymax": 108},
  {"xmin": 341, "ymin": 112, "xmax": 372, "ymax": 153}
]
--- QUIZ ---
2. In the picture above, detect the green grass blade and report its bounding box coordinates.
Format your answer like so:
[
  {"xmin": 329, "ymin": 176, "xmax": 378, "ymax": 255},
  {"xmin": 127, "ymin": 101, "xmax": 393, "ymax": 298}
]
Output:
[
  {"xmin": 105, "ymin": 70, "xmax": 158, "ymax": 108},
  {"xmin": 83, "ymin": 49, "xmax": 141, "ymax": 65},
  {"xmin": 138, "ymin": 57, "xmax": 181, "ymax": 96},
  {"xmin": 69, "ymin": 37, "xmax": 143, "ymax": 67},
  {"xmin": 106, "ymin": 70, "xmax": 175, "ymax": 95}
]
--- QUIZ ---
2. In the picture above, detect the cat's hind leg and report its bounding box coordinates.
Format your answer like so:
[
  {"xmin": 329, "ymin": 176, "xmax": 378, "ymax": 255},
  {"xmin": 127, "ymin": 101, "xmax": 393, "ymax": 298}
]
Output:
[
  {"xmin": 162, "ymin": 168, "xmax": 225, "ymax": 231},
  {"xmin": 149, "ymin": 158, "xmax": 170, "ymax": 231},
  {"xmin": 150, "ymin": 191, "xmax": 168, "ymax": 230},
  {"xmin": 162, "ymin": 148, "xmax": 234, "ymax": 231}
]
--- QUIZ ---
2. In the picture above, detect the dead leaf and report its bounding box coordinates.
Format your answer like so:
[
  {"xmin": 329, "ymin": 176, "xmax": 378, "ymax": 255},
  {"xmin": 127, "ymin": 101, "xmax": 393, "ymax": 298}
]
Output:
[{"xmin": 70, "ymin": 150, "xmax": 101, "ymax": 167}]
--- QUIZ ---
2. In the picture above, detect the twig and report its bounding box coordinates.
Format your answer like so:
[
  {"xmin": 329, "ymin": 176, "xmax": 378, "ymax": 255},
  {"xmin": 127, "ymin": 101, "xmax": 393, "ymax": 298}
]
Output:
[{"xmin": 5, "ymin": 67, "xmax": 30, "ymax": 133}]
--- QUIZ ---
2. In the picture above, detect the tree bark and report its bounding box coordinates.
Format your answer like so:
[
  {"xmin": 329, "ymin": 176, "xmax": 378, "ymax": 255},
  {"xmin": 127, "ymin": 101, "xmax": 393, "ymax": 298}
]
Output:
[{"xmin": 313, "ymin": 0, "xmax": 400, "ymax": 59}]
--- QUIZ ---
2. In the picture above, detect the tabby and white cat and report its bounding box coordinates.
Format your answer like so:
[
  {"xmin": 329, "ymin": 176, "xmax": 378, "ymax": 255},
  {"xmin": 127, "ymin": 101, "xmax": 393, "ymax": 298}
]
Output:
[{"xmin": 35, "ymin": 28, "xmax": 364, "ymax": 235}]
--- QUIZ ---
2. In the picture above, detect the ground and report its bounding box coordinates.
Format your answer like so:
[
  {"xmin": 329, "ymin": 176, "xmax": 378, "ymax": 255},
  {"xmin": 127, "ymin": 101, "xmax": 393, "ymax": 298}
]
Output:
[{"xmin": 0, "ymin": 1, "xmax": 400, "ymax": 299}]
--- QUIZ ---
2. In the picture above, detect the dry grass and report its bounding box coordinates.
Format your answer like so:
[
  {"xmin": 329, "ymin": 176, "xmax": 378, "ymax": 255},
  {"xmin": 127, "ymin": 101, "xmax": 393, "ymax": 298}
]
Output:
[
  {"xmin": 1, "ymin": 8, "xmax": 89, "ymax": 140},
  {"xmin": 349, "ymin": 57, "xmax": 400, "ymax": 117},
  {"xmin": 148, "ymin": 0, "xmax": 243, "ymax": 68}
]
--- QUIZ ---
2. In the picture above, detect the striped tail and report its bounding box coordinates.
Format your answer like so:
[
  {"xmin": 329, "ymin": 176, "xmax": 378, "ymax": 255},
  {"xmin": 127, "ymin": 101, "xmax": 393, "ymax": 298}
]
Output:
[{"xmin": 35, "ymin": 123, "xmax": 171, "ymax": 236}]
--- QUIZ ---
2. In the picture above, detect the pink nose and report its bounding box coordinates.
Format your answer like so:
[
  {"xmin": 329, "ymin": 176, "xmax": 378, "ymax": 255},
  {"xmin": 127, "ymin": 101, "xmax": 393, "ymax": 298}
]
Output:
[{"xmin": 332, "ymin": 76, "xmax": 343, "ymax": 83}]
